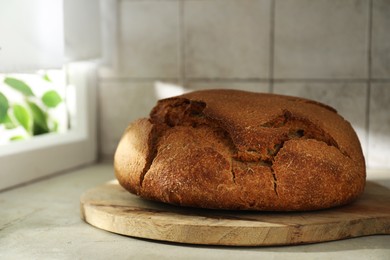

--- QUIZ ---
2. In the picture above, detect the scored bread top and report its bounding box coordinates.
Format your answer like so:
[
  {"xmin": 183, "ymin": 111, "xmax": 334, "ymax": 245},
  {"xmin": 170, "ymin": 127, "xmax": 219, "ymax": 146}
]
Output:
[{"xmin": 115, "ymin": 89, "xmax": 366, "ymax": 211}]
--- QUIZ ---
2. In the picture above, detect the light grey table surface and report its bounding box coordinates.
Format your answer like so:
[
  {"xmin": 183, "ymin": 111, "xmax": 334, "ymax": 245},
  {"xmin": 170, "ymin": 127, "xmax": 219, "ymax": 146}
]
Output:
[{"xmin": 1, "ymin": 163, "xmax": 389, "ymax": 260}]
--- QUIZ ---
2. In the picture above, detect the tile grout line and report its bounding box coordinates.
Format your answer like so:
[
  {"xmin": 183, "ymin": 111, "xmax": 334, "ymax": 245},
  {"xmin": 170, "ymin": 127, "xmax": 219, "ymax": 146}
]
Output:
[
  {"xmin": 115, "ymin": 0, "xmax": 122, "ymax": 75},
  {"xmin": 365, "ymin": 0, "xmax": 373, "ymax": 162},
  {"xmin": 179, "ymin": 0, "xmax": 186, "ymax": 87},
  {"xmin": 98, "ymin": 77, "xmax": 390, "ymax": 83},
  {"xmin": 99, "ymin": 0, "xmax": 121, "ymax": 160},
  {"xmin": 273, "ymin": 78, "xmax": 375, "ymax": 83},
  {"xmin": 268, "ymin": 0, "xmax": 276, "ymax": 93}
]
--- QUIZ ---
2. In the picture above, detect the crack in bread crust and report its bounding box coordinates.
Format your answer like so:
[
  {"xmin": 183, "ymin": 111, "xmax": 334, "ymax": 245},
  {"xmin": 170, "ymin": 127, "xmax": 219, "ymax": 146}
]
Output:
[
  {"xmin": 139, "ymin": 123, "xmax": 167, "ymax": 188},
  {"xmin": 149, "ymin": 98, "xmax": 348, "ymax": 163},
  {"xmin": 146, "ymin": 98, "xmax": 353, "ymax": 199}
]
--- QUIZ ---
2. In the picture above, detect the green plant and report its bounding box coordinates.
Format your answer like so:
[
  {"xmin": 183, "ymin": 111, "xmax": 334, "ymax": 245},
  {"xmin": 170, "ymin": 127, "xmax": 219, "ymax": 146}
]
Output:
[{"xmin": 0, "ymin": 75, "xmax": 63, "ymax": 142}]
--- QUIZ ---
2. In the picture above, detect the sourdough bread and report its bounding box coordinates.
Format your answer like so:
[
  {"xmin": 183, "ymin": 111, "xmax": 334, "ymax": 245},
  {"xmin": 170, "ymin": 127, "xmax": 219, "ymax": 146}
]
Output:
[{"xmin": 114, "ymin": 89, "xmax": 366, "ymax": 211}]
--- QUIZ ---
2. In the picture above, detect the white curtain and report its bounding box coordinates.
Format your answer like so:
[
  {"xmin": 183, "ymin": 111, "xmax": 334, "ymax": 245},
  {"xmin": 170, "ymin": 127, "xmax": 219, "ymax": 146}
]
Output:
[{"xmin": 0, "ymin": 0, "xmax": 101, "ymax": 72}]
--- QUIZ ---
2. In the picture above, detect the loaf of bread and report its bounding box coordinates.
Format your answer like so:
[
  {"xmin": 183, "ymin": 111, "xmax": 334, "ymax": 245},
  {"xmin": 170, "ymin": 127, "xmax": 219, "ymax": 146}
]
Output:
[{"xmin": 114, "ymin": 89, "xmax": 366, "ymax": 211}]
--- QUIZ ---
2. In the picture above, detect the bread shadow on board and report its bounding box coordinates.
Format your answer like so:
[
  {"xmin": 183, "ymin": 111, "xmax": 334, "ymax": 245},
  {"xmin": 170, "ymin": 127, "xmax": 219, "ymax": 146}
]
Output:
[{"xmin": 133, "ymin": 180, "xmax": 389, "ymax": 216}]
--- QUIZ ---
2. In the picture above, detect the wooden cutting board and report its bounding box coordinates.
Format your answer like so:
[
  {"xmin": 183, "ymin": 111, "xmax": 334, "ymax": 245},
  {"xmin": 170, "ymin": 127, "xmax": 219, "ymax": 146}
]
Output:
[{"xmin": 80, "ymin": 180, "xmax": 390, "ymax": 246}]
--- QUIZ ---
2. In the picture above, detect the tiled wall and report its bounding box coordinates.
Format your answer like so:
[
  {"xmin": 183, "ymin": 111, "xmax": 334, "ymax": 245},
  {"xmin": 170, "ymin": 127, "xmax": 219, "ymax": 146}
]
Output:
[{"xmin": 98, "ymin": 0, "xmax": 390, "ymax": 169}]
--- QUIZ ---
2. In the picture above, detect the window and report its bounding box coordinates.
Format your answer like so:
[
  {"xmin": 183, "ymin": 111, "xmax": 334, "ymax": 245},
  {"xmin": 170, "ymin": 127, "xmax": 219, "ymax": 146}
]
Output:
[
  {"xmin": 0, "ymin": 0, "xmax": 101, "ymax": 190},
  {"xmin": 0, "ymin": 63, "xmax": 97, "ymax": 190}
]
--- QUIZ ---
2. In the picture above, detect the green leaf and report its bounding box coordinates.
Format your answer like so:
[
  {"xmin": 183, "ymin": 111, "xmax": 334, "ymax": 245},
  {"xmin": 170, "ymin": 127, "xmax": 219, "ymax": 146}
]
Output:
[
  {"xmin": 52, "ymin": 120, "xmax": 59, "ymax": 132},
  {"xmin": 27, "ymin": 102, "xmax": 49, "ymax": 135},
  {"xmin": 43, "ymin": 74, "xmax": 51, "ymax": 82},
  {"xmin": 10, "ymin": 135, "xmax": 25, "ymax": 141},
  {"xmin": 3, "ymin": 114, "xmax": 17, "ymax": 129},
  {"xmin": 13, "ymin": 104, "xmax": 31, "ymax": 132},
  {"xmin": 42, "ymin": 90, "xmax": 62, "ymax": 108},
  {"xmin": 0, "ymin": 91, "xmax": 9, "ymax": 123},
  {"xmin": 4, "ymin": 77, "xmax": 34, "ymax": 96},
  {"xmin": 33, "ymin": 123, "xmax": 50, "ymax": 136}
]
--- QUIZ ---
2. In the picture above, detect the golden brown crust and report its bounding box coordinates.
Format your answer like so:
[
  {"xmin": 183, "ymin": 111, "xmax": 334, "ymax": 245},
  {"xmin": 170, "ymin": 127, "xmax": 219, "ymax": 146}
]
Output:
[
  {"xmin": 114, "ymin": 119, "xmax": 154, "ymax": 195},
  {"xmin": 114, "ymin": 89, "xmax": 366, "ymax": 211}
]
